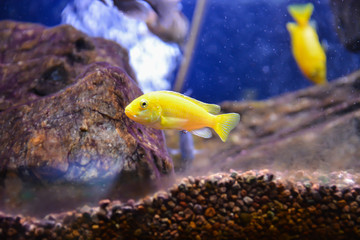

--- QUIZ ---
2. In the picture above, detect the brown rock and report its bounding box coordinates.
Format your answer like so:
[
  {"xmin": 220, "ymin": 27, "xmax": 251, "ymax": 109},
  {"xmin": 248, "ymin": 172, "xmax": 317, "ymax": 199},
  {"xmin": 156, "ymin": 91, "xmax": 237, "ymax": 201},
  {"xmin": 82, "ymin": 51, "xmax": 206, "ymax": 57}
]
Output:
[
  {"xmin": 0, "ymin": 20, "xmax": 135, "ymax": 111},
  {"xmin": 0, "ymin": 21, "xmax": 173, "ymax": 215},
  {"xmin": 0, "ymin": 62, "xmax": 172, "ymax": 183},
  {"xmin": 0, "ymin": 21, "xmax": 172, "ymax": 184}
]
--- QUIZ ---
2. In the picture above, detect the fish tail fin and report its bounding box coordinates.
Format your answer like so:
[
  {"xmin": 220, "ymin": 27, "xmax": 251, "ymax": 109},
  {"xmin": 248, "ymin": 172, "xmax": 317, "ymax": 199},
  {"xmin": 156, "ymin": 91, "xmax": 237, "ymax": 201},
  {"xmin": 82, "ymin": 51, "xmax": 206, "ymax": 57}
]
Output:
[
  {"xmin": 213, "ymin": 113, "xmax": 240, "ymax": 142},
  {"xmin": 288, "ymin": 3, "xmax": 314, "ymax": 26}
]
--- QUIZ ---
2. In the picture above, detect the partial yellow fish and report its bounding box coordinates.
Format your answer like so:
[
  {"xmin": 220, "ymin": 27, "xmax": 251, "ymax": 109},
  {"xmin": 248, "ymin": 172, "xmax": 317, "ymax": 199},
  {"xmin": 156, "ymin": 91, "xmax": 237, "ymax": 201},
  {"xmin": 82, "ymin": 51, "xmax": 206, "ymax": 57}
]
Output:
[
  {"xmin": 125, "ymin": 91, "xmax": 240, "ymax": 142},
  {"xmin": 286, "ymin": 3, "xmax": 327, "ymax": 85}
]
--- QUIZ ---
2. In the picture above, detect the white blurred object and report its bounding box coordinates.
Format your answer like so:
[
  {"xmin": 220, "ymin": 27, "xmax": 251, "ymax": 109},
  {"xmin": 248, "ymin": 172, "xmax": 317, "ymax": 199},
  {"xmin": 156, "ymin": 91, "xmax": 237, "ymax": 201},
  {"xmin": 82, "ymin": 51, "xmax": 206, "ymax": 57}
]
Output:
[{"xmin": 61, "ymin": 0, "xmax": 181, "ymax": 93}]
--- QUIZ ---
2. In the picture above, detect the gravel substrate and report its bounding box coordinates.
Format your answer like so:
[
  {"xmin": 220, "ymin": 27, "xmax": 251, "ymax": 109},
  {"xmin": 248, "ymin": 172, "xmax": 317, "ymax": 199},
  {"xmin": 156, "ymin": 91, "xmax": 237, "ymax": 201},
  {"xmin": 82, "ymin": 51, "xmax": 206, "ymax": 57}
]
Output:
[{"xmin": 2, "ymin": 170, "xmax": 360, "ymax": 240}]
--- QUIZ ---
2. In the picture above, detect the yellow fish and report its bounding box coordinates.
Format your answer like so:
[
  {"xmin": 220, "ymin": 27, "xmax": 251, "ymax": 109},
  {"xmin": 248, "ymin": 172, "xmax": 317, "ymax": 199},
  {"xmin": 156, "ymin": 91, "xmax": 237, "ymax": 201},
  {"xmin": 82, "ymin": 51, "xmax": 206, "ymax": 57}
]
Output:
[
  {"xmin": 125, "ymin": 91, "xmax": 240, "ymax": 142},
  {"xmin": 286, "ymin": 3, "xmax": 327, "ymax": 85}
]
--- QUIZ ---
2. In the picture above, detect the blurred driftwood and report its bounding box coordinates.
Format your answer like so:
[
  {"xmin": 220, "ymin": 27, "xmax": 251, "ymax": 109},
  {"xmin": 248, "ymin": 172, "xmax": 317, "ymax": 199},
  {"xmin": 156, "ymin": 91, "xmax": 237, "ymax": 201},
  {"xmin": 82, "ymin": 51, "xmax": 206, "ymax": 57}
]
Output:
[
  {"xmin": 187, "ymin": 70, "xmax": 360, "ymax": 174},
  {"xmin": 329, "ymin": 0, "xmax": 360, "ymax": 52},
  {"xmin": 101, "ymin": 0, "xmax": 189, "ymax": 44}
]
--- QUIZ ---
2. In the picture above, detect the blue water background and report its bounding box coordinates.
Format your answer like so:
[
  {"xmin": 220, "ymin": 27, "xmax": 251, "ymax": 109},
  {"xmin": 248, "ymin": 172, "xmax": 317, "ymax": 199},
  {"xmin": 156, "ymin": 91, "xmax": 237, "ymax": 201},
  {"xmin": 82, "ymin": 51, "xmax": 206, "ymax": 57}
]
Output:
[{"xmin": 1, "ymin": 0, "xmax": 360, "ymax": 103}]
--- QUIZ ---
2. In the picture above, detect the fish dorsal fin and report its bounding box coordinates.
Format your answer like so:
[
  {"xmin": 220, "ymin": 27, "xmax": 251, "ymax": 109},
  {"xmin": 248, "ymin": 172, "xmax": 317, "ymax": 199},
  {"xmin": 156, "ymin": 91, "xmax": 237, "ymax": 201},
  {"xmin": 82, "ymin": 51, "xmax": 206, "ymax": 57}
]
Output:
[
  {"xmin": 288, "ymin": 3, "xmax": 314, "ymax": 26},
  {"xmin": 160, "ymin": 91, "xmax": 221, "ymax": 114},
  {"xmin": 191, "ymin": 128, "xmax": 212, "ymax": 139}
]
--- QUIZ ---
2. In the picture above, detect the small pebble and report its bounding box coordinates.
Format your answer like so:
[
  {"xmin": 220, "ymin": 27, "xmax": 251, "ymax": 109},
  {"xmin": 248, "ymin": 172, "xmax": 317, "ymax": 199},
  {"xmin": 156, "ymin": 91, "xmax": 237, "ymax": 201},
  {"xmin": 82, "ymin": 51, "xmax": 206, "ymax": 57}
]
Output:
[
  {"xmin": 204, "ymin": 207, "xmax": 216, "ymax": 218},
  {"xmin": 243, "ymin": 196, "xmax": 253, "ymax": 205}
]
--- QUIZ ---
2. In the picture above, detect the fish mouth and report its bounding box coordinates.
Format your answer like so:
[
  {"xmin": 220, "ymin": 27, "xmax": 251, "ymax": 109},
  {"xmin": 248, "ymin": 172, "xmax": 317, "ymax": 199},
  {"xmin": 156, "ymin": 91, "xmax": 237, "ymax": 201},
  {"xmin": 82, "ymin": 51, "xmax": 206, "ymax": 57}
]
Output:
[
  {"xmin": 125, "ymin": 107, "xmax": 138, "ymax": 120},
  {"xmin": 124, "ymin": 107, "xmax": 133, "ymax": 118}
]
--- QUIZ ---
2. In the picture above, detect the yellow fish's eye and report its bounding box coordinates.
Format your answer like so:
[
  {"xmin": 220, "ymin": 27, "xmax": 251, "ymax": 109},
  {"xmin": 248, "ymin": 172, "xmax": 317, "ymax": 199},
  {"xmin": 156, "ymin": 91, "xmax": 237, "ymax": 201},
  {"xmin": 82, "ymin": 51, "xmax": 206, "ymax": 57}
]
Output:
[{"xmin": 140, "ymin": 99, "xmax": 148, "ymax": 109}]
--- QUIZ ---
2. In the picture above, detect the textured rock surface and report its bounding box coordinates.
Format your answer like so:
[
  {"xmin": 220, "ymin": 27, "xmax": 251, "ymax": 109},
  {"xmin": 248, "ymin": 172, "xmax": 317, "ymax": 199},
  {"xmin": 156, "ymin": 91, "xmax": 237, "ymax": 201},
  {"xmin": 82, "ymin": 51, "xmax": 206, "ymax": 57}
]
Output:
[
  {"xmin": 0, "ymin": 62, "xmax": 172, "ymax": 183},
  {"xmin": 0, "ymin": 21, "xmax": 172, "ymax": 184},
  {"xmin": 178, "ymin": 70, "xmax": 360, "ymax": 175},
  {"xmin": 330, "ymin": 0, "xmax": 360, "ymax": 52},
  {"xmin": 0, "ymin": 20, "xmax": 136, "ymax": 110}
]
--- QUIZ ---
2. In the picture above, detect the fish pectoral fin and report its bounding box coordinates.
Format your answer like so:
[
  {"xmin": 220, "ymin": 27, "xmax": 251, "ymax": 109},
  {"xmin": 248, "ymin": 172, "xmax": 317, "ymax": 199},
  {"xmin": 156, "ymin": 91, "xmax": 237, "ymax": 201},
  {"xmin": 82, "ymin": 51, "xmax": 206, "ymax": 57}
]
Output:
[
  {"xmin": 160, "ymin": 116, "xmax": 187, "ymax": 128},
  {"xmin": 191, "ymin": 128, "xmax": 212, "ymax": 139}
]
